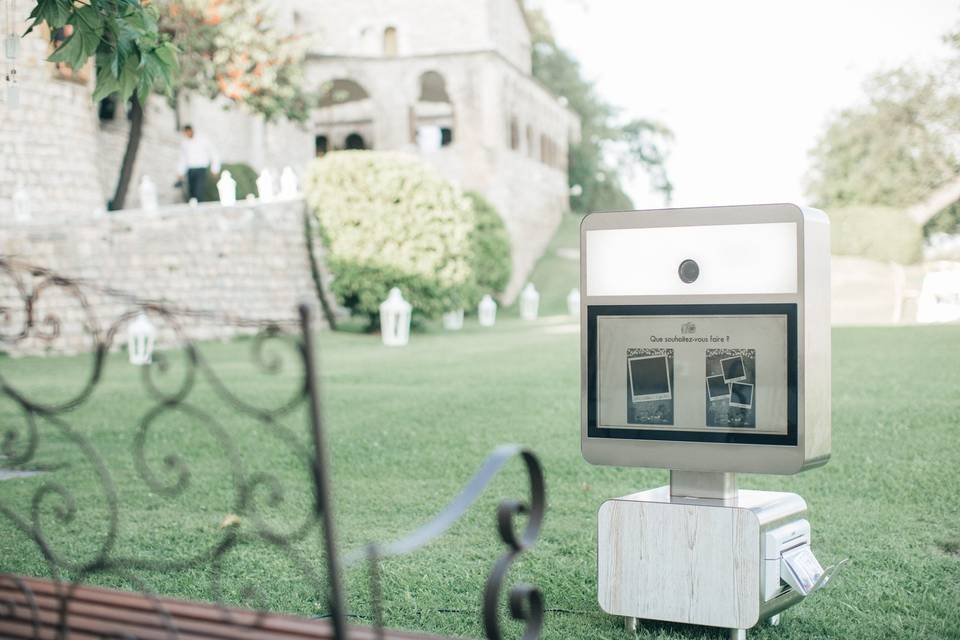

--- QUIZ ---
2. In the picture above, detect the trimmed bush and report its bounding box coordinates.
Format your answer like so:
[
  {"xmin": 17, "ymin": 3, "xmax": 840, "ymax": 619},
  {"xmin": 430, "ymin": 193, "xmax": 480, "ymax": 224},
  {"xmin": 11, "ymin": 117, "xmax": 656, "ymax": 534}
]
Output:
[
  {"xmin": 830, "ymin": 205, "xmax": 923, "ymax": 264},
  {"xmin": 304, "ymin": 151, "xmax": 475, "ymax": 323},
  {"xmin": 203, "ymin": 162, "xmax": 259, "ymax": 202},
  {"xmin": 464, "ymin": 191, "xmax": 512, "ymax": 305}
]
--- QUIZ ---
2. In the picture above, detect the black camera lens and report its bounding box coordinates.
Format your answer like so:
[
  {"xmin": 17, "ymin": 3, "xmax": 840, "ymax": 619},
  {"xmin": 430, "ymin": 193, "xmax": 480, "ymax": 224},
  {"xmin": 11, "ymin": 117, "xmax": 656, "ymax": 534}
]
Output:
[{"xmin": 678, "ymin": 259, "xmax": 699, "ymax": 283}]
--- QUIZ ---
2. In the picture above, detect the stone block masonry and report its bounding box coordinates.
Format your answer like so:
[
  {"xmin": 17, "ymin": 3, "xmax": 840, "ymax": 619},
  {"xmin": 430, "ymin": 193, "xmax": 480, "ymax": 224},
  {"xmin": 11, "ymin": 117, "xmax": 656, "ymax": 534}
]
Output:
[{"xmin": 0, "ymin": 199, "xmax": 333, "ymax": 357}]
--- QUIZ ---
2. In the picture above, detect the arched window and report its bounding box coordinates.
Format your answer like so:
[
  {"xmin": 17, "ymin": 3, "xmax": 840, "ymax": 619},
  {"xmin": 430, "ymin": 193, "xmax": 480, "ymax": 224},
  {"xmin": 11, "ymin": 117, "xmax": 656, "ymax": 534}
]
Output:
[
  {"xmin": 315, "ymin": 135, "xmax": 329, "ymax": 156},
  {"xmin": 383, "ymin": 26, "xmax": 398, "ymax": 57},
  {"xmin": 413, "ymin": 71, "xmax": 455, "ymax": 149},
  {"xmin": 509, "ymin": 117, "xmax": 519, "ymax": 150},
  {"xmin": 318, "ymin": 79, "xmax": 371, "ymax": 108},
  {"xmin": 345, "ymin": 133, "xmax": 366, "ymax": 150},
  {"xmin": 418, "ymin": 71, "xmax": 450, "ymax": 103}
]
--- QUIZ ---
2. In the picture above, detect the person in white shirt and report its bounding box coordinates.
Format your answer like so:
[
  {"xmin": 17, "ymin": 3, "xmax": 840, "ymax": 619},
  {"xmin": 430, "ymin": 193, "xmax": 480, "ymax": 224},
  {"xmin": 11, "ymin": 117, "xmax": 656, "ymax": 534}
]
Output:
[{"xmin": 177, "ymin": 124, "xmax": 221, "ymax": 202}]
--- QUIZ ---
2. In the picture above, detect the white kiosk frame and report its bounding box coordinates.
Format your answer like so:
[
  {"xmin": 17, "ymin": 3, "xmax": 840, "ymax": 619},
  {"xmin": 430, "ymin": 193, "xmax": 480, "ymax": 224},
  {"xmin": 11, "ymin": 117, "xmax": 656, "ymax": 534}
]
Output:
[{"xmin": 581, "ymin": 204, "xmax": 838, "ymax": 639}]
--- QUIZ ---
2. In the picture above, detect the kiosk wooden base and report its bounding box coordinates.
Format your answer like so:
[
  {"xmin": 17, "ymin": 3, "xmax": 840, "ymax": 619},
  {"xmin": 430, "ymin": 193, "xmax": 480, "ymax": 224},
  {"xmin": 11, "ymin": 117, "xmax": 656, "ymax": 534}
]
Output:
[{"xmin": 598, "ymin": 475, "xmax": 825, "ymax": 638}]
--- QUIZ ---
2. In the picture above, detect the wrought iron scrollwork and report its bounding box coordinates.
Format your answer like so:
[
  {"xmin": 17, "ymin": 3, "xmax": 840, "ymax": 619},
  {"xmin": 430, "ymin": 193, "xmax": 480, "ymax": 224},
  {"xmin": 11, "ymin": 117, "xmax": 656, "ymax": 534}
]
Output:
[
  {"xmin": 345, "ymin": 445, "xmax": 547, "ymax": 640},
  {"xmin": 0, "ymin": 256, "xmax": 547, "ymax": 640}
]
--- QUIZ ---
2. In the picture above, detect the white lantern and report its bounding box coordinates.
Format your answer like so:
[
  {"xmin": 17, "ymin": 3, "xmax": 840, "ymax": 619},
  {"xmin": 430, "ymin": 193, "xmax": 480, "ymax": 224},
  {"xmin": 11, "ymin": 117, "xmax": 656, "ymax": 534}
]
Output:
[
  {"xmin": 279, "ymin": 166, "xmax": 299, "ymax": 199},
  {"xmin": 139, "ymin": 175, "xmax": 158, "ymax": 212},
  {"xmin": 520, "ymin": 282, "xmax": 540, "ymax": 320},
  {"xmin": 566, "ymin": 288, "xmax": 580, "ymax": 316},
  {"xmin": 478, "ymin": 294, "xmax": 497, "ymax": 327},
  {"xmin": 256, "ymin": 169, "xmax": 275, "ymax": 202},
  {"xmin": 217, "ymin": 170, "xmax": 237, "ymax": 206},
  {"xmin": 442, "ymin": 309, "xmax": 464, "ymax": 330},
  {"xmin": 379, "ymin": 288, "xmax": 412, "ymax": 346},
  {"xmin": 12, "ymin": 184, "xmax": 29, "ymax": 222},
  {"xmin": 127, "ymin": 312, "xmax": 156, "ymax": 365},
  {"xmin": 4, "ymin": 34, "xmax": 19, "ymax": 60}
]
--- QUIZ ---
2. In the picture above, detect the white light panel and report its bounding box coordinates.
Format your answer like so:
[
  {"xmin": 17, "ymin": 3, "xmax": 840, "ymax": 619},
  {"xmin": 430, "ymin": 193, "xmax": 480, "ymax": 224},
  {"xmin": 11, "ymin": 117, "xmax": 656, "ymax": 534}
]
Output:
[{"xmin": 585, "ymin": 223, "xmax": 798, "ymax": 297}]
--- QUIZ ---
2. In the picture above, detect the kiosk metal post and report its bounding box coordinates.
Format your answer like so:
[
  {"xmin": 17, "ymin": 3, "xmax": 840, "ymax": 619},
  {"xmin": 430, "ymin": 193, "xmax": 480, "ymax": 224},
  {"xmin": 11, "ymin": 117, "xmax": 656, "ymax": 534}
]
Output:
[{"xmin": 580, "ymin": 204, "xmax": 841, "ymax": 638}]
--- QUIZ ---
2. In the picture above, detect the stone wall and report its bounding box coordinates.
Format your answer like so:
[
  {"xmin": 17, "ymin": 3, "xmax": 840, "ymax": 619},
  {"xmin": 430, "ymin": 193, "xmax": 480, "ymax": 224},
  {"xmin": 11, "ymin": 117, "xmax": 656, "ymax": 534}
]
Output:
[
  {"xmin": 0, "ymin": 200, "xmax": 331, "ymax": 356},
  {"xmin": 1, "ymin": 0, "xmax": 103, "ymax": 217}
]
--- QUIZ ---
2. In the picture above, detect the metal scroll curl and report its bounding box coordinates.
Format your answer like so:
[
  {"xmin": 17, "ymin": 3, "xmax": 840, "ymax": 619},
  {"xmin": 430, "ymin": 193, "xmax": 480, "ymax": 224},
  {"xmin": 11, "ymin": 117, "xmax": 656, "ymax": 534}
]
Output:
[
  {"xmin": 0, "ymin": 257, "xmax": 333, "ymax": 633},
  {"xmin": 345, "ymin": 445, "xmax": 547, "ymax": 640}
]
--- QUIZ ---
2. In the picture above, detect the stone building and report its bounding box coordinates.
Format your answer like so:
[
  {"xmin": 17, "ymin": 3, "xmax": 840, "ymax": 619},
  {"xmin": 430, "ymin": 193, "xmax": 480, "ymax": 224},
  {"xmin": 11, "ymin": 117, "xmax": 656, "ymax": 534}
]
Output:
[
  {"xmin": 1, "ymin": 0, "xmax": 579, "ymax": 301},
  {"xmin": 294, "ymin": 0, "xmax": 580, "ymax": 297}
]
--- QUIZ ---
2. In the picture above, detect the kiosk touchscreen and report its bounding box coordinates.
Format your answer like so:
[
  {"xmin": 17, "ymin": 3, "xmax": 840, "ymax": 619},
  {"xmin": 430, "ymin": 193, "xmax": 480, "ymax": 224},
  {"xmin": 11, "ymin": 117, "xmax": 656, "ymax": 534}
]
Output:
[{"xmin": 580, "ymin": 203, "xmax": 831, "ymax": 475}]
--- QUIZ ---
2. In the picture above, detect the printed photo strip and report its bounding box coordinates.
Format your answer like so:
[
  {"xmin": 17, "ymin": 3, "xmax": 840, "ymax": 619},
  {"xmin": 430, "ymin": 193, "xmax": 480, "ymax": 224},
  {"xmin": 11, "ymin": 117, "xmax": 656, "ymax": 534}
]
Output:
[
  {"xmin": 705, "ymin": 348, "xmax": 756, "ymax": 428},
  {"xmin": 626, "ymin": 348, "xmax": 674, "ymax": 426}
]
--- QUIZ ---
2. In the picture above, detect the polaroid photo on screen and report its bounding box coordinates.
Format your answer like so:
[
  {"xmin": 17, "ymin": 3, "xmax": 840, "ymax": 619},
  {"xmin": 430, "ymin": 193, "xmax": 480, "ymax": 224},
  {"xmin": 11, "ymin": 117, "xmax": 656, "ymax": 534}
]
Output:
[
  {"xmin": 706, "ymin": 374, "xmax": 730, "ymax": 401},
  {"xmin": 729, "ymin": 382, "xmax": 754, "ymax": 409},
  {"xmin": 721, "ymin": 355, "xmax": 747, "ymax": 383},
  {"xmin": 628, "ymin": 354, "xmax": 672, "ymax": 403}
]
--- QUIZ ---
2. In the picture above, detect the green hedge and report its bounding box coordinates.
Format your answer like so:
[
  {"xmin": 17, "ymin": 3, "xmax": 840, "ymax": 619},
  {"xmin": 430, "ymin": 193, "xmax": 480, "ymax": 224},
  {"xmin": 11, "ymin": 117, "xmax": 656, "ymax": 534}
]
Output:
[
  {"xmin": 203, "ymin": 163, "xmax": 259, "ymax": 202},
  {"xmin": 464, "ymin": 191, "xmax": 512, "ymax": 305},
  {"xmin": 304, "ymin": 151, "xmax": 477, "ymax": 323},
  {"xmin": 830, "ymin": 205, "xmax": 923, "ymax": 264}
]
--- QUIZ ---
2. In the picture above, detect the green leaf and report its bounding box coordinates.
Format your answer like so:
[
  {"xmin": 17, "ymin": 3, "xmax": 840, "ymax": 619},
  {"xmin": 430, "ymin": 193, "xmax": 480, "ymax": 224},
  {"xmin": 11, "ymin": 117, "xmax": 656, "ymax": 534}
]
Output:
[
  {"xmin": 44, "ymin": 0, "xmax": 72, "ymax": 29},
  {"xmin": 92, "ymin": 64, "xmax": 121, "ymax": 102},
  {"xmin": 47, "ymin": 33, "xmax": 85, "ymax": 68},
  {"xmin": 70, "ymin": 6, "xmax": 104, "ymax": 61},
  {"xmin": 154, "ymin": 42, "xmax": 178, "ymax": 71},
  {"xmin": 117, "ymin": 53, "xmax": 140, "ymax": 103}
]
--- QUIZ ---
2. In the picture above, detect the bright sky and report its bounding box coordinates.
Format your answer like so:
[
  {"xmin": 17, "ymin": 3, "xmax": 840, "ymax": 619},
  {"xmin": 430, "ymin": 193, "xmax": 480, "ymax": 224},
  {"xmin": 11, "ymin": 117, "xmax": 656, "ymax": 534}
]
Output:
[{"xmin": 540, "ymin": 0, "xmax": 958, "ymax": 209}]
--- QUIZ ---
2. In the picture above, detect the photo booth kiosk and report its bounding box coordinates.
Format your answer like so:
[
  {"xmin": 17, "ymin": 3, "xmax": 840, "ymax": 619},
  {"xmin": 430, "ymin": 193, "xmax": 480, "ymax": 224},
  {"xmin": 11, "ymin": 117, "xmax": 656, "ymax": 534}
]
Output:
[{"xmin": 580, "ymin": 204, "xmax": 841, "ymax": 639}]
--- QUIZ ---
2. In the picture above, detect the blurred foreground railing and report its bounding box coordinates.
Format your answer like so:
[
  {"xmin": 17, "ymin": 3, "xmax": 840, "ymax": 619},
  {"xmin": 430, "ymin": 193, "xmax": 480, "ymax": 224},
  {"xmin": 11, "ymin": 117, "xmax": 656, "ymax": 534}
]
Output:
[{"xmin": 0, "ymin": 257, "xmax": 546, "ymax": 640}]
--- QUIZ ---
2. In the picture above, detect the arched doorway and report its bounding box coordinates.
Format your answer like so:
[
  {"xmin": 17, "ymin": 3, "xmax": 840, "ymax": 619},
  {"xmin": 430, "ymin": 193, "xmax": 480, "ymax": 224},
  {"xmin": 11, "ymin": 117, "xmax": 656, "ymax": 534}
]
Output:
[
  {"xmin": 345, "ymin": 133, "xmax": 367, "ymax": 150},
  {"xmin": 412, "ymin": 70, "xmax": 454, "ymax": 148},
  {"xmin": 313, "ymin": 78, "xmax": 375, "ymax": 151}
]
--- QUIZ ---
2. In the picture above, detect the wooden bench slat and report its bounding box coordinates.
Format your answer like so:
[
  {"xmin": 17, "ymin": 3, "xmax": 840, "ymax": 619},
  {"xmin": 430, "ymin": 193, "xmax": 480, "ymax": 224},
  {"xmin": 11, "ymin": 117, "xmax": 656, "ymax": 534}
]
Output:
[
  {"xmin": 1, "ymin": 576, "xmax": 452, "ymax": 640},
  {"xmin": 1, "ymin": 588, "xmax": 335, "ymax": 640},
  {"xmin": 0, "ymin": 615, "xmax": 103, "ymax": 640}
]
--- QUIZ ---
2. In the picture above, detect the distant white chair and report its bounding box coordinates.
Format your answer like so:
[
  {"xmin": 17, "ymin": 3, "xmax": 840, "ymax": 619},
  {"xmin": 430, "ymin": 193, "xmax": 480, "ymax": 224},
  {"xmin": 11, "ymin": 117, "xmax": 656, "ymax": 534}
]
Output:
[
  {"xmin": 416, "ymin": 125, "xmax": 442, "ymax": 153},
  {"xmin": 916, "ymin": 265, "xmax": 960, "ymax": 323}
]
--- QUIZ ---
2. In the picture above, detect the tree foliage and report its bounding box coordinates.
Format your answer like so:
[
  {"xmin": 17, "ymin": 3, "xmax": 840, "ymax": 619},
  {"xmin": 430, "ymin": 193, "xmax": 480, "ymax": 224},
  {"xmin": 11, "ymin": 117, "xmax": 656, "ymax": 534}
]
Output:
[
  {"xmin": 830, "ymin": 205, "xmax": 923, "ymax": 264},
  {"xmin": 26, "ymin": 0, "xmax": 178, "ymax": 104},
  {"xmin": 807, "ymin": 68, "xmax": 960, "ymax": 210},
  {"xmin": 807, "ymin": 20, "xmax": 960, "ymax": 236},
  {"xmin": 159, "ymin": 0, "xmax": 314, "ymax": 122},
  {"xmin": 526, "ymin": 7, "xmax": 673, "ymax": 213},
  {"xmin": 463, "ymin": 191, "xmax": 512, "ymax": 304}
]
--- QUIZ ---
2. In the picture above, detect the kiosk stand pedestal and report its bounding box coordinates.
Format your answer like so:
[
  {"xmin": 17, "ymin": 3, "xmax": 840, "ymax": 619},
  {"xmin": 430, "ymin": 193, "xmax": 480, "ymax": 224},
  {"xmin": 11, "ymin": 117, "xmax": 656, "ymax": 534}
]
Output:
[
  {"xmin": 580, "ymin": 205, "xmax": 841, "ymax": 638},
  {"xmin": 598, "ymin": 471, "xmax": 835, "ymax": 638}
]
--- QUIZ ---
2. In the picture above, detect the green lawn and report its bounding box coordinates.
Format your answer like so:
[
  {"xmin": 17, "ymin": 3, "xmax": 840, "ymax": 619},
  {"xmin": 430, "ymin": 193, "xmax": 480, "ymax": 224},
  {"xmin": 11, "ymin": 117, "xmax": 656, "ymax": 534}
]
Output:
[{"xmin": 2, "ymin": 316, "xmax": 959, "ymax": 639}]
